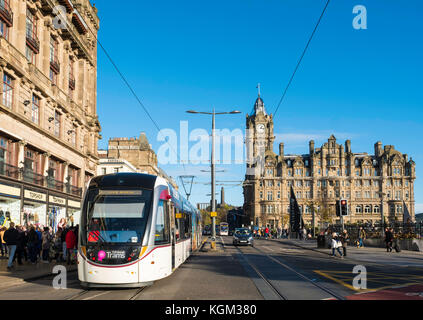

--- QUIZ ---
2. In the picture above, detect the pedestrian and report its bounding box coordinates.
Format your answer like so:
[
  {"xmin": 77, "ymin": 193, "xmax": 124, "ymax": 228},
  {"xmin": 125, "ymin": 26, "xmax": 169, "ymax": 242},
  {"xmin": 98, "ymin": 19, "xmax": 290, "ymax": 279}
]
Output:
[
  {"xmin": 14, "ymin": 225, "xmax": 26, "ymax": 265},
  {"xmin": 391, "ymin": 228, "xmax": 401, "ymax": 253},
  {"xmin": 3, "ymin": 222, "xmax": 19, "ymax": 270},
  {"xmin": 41, "ymin": 227, "xmax": 52, "ymax": 263},
  {"xmin": 66, "ymin": 227, "xmax": 77, "ymax": 265},
  {"xmin": 340, "ymin": 229, "xmax": 349, "ymax": 257},
  {"xmin": 0, "ymin": 226, "xmax": 7, "ymax": 257},
  {"xmin": 35, "ymin": 226, "xmax": 42, "ymax": 260},
  {"xmin": 384, "ymin": 228, "xmax": 393, "ymax": 252},
  {"xmin": 27, "ymin": 225, "xmax": 38, "ymax": 264},
  {"xmin": 357, "ymin": 227, "xmax": 366, "ymax": 248},
  {"xmin": 264, "ymin": 227, "xmax": 269, "ymax": 239},
  {"xmin": 330, "ymin": 232, "xmax": 343, "ymax": 258},
  {"xmin": 302, "ymin": 227, "xmax": 307, "ymax": 241}
]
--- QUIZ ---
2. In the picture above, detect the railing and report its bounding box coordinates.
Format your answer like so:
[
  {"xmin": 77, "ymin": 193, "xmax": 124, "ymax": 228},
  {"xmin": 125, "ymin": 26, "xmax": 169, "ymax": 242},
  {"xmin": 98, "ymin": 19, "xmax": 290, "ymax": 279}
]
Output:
[
  {"xmin": 25, "ymin": 28, "xmax": 40, "ymax": 53},
  {"xmin": 0, "ymin": 1, "xmax": 13, "ymax": 27},
  {"xmin": 46, "ymin": 177, "xmax": 65, "ymax": 192},
  {"xmin": 67, "ymin": 184, "xmax": 82, "ymax": 197},
  {"xmin": 0, "ymin": 162, "xmax": 19, "ymax": 179},
  {"xmin": 50, "ymin": 59, "xmax": 60, "ymax": 74},
  {"xmin": 69, "ymin": 76, "xmax": 75, "ymax": 90},
  {"xmin": 22, "ymin": 169, "xmax": 44, "ymax": 187}
]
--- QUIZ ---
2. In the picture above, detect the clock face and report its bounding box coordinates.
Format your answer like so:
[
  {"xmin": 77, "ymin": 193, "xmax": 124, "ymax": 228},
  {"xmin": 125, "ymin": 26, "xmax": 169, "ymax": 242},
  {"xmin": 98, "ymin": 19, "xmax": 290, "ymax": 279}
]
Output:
[{"xmin": 257, "ymin": 124, "xmax": 265, "ymax": 133}]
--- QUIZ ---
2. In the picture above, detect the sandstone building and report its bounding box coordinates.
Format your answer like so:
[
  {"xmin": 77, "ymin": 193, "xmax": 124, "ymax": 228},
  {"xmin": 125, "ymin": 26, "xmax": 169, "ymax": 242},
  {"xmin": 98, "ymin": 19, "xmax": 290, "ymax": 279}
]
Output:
[
  {"xmin": 0, "ymin": 0, "xmax": 100, "ymax": 227},
  {"xmin": 243, "ymin": 93, "xmax": 416, "ymax": 229}
]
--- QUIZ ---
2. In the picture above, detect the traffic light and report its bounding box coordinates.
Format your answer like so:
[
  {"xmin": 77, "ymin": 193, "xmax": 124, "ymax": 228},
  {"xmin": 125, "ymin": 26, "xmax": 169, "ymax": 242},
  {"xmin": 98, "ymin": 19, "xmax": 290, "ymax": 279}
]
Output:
[{"xmin": 336, "ymin": 199, "xmax": 348, "ymax": 217}]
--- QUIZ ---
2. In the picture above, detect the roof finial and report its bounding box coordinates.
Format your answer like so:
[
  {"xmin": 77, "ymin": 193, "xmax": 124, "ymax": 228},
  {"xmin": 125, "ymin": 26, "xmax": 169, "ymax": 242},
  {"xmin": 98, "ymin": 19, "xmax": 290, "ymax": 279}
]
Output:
[{"xmin": 256, "ymin": 83, "xmax": 261, "ymax": 97}]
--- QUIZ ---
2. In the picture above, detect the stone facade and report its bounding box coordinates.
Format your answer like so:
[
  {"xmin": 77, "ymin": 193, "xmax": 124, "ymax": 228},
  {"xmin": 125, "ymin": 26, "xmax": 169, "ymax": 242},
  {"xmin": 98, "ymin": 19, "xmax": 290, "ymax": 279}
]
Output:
[
  {"xmin": 0, "ymin": 0, "xmax": 100, "ymax": 227},
  {"xmin": 243, "ymin": 94, "xmax": 416, "ymax": 229},
  {"xmin": 107, "ymin": 133, "xmax": 159, "ymax": 175}
]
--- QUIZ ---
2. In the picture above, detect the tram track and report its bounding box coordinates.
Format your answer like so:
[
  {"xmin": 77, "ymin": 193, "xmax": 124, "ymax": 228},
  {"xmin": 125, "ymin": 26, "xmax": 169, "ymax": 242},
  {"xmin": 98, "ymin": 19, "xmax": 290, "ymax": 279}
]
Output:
[
  {"xmin": 233, "ymin": 245, "xmax": 287, "ymax": 300},
  {"xmin": 226, "ymin": 237, "xmax": 345, "ymax": 300}
]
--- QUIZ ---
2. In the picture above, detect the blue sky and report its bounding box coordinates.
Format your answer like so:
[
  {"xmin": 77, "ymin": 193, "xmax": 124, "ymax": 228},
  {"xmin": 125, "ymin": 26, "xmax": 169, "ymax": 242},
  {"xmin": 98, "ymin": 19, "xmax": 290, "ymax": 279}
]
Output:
[{"xmin": 94, "ymin": 0, "xmax": 423, "ymax": 210}]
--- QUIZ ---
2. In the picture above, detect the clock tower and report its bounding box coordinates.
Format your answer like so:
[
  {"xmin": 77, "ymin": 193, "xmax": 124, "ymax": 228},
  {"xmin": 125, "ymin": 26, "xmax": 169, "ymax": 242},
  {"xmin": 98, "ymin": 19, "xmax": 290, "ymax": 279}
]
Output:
[{"xmin": 245, "ymin": 89, "xmax": 275, "ymax": 173}]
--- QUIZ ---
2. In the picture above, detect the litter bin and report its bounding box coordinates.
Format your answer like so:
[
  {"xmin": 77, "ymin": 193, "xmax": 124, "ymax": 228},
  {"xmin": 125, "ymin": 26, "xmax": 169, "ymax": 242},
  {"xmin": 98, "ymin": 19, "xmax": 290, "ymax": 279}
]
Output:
[{"xmin": 317, "ymin": 235, "xmax": 326, "ymax": 248}]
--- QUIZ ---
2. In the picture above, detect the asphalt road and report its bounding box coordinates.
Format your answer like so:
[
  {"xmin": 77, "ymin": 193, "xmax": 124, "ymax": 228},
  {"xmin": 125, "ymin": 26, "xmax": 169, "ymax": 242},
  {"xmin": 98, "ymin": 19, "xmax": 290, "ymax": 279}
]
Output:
[{"xmin": 0, "ymin": 237, "xmax": 422, "ymax": 300}]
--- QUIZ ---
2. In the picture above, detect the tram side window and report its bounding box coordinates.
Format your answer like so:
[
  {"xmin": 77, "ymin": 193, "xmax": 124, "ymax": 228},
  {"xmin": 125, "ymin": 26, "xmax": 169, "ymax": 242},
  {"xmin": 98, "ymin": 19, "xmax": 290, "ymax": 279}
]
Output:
[
  {"xmin": 155, "ymin": 200, "xmax": 170, "ymax": 244},
  {"xmin": 184, "ymin": 214, "xmax": 191, "ymax": 239}
]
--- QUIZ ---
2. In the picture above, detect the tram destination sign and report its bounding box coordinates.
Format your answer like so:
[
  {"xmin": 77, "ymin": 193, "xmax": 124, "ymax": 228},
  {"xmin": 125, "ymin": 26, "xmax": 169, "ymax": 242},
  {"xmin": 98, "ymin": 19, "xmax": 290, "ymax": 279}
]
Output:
[{"xmin": 99, "ymin": 190, "xmax": 142, "ymax": 196}]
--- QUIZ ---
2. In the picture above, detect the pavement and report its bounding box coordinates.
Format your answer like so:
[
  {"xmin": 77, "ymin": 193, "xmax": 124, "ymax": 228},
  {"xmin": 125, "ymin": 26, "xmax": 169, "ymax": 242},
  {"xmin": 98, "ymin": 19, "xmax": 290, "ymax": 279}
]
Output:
[
  {"xmin": 269, "ymin": 238, "xmax": 423, "ymax": 268},
  {"xmin": 0, "ymin": 255, "xmax": 77, "ymax": 290}
]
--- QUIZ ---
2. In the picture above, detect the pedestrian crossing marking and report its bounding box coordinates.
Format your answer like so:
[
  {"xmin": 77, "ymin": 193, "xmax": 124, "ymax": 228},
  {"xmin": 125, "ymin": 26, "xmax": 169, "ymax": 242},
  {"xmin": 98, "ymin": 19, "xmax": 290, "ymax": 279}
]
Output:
[{"xmin": 314, "ymin": 270, "xmax": 423, "ymax": 293}]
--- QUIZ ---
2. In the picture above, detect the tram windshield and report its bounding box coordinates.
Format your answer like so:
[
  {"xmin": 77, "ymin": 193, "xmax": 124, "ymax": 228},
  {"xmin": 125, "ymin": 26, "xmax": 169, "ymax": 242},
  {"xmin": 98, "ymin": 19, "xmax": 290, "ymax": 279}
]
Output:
[{"xmin": 82, "ymin": 189, "xmax": 153, "ymax": 245}]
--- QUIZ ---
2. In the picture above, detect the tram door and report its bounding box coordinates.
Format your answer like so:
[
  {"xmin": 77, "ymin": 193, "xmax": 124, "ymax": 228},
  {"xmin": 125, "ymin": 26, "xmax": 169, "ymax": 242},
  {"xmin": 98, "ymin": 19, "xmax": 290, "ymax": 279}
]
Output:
[{"xmin": 170, "ymin": 204, "xmax": 175, "ymax": 270}]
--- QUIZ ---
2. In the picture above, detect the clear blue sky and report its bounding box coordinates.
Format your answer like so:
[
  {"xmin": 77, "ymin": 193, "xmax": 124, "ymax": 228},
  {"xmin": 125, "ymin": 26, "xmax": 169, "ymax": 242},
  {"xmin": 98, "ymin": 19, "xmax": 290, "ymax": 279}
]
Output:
[{"xmin": 94, "ymin": 0, "xmax": 423, "ymax": 211}]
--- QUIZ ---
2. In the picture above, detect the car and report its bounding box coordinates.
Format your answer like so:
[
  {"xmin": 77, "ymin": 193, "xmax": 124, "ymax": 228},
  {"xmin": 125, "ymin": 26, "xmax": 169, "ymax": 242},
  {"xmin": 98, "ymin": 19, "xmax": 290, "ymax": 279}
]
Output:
[{"xmin": 232, "ymin": 228, "xmax": 254, "ymax": 247}]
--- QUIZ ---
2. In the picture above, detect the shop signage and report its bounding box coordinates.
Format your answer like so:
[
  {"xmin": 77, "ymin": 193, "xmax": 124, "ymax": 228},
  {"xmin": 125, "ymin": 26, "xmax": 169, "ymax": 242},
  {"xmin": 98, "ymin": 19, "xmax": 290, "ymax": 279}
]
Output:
[
  {"xmin": 49, "ymin": 195, "xmax": 66, "ymax": 206},
  {"xmin": 68, "ymin": 199, "xmax": 81, "ymax": 209},
  {"xmin": 24, "ymin": 190, "xmax": 46, "ymax": 202},
  {"xmin": 0, "ymin": 183, "xmax": 20, "ymax": 197}
]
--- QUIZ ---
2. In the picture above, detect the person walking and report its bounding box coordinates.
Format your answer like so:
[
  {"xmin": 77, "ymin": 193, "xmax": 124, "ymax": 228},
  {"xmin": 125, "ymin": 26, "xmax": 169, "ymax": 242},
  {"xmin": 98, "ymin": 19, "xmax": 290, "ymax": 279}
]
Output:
[
  {"xmin": 3, "ymin": 222, "xmax": 19, "ymax": 270},
  {"xmin": 340, "ymin": 230, "xmax": 349, "ymax": 257},
  {"xmin": 391, "ymin": 228, "xmax": 401, "ymax": 253},
  {"xmin": 27, "ymin": 226, "xmax": 38, "ymax": 264},
  {"xmin": 264, "ymin": 227, "xmax": 269, "ymax": 239},
  {"xmin": 66, "ymin": 227, "xmax": 77, "ymax": 265},
  {"xmin": 330, "ymin": 233, "xmax": 343, "ymax": 258},
  {"xmin": 384, "ymin": 228, "xmax": 393, "ymax": 252},
  {"xmin": 14, "ymin": 226, "xmax": 26, "ymax": 265},
  {"xmin": 357, "ymin": 227, "xmax": 366, "ymax": 248},
  {"xmin": 41, "ymin": 227, "xmax": 52, "ymax": 263}
]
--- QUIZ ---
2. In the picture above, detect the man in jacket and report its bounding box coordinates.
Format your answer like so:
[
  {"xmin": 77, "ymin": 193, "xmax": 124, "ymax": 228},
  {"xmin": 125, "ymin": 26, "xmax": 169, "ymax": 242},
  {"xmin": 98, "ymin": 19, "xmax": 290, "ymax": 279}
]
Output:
[
  {"xmin": 3, "ymin": 222, "xmax": 19, "ymax": 270},
  {"xmin": 357, "ymin": 227, "xmax": 366, "ymax": 248}
]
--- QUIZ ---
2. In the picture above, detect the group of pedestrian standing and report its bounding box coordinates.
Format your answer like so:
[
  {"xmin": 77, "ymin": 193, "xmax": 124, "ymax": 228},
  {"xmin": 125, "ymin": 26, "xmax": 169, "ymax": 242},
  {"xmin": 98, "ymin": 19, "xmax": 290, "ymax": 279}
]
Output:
[{"xmin": 1, "ymin": 221, "xmax": 79, "ymax": 270}]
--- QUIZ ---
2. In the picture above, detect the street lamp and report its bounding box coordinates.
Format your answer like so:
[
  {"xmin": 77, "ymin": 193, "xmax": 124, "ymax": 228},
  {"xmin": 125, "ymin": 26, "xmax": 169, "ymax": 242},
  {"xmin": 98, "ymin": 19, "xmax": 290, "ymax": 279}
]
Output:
[
  {"xmin": 377, "ymin": 191, "xmax": 387, "ymax": 236},
  {"xmin": 186, "ymin": 108, "xmax": 241, "ymax": 245}
]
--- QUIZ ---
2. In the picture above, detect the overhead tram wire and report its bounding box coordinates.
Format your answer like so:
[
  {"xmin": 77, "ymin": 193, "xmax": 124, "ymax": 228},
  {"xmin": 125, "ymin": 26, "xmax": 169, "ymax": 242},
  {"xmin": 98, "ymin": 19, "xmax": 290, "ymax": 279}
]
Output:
[
  {"xmin": 63, "ymin": 11, "xmax": 186, "ymax": 172},
  {"xmin": 273, "ymin": 0, "xmax": 331, "ymax": 118}
]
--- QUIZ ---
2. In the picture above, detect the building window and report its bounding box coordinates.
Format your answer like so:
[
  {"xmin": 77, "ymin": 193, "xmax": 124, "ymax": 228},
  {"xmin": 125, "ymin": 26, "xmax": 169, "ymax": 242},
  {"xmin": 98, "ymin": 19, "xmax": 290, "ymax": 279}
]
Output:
[
  {"xmin": 0, "ymin": 20, "xmax": 9, "ymax": 40},
  {"xmin": 267, "ymin": 191, "xmax": 273, "ymax": 201},
  {"xmin": 260, "ymin": 191, "xmax": 263, "ymax": 199},
  {"xmin": 25, "ymin": 9, "xmax": 38, "ymax": 63},
  {"xmin": 355, "ymin": 205, "xmax": 362, "ymax": 214},
  {"xmin": 365, "ymin": 205, "xmax": 371, "ymax": 213},
  {"xmin": 356, "ymin": 191, "xmax": 361, "ymax": 199},
  {"xmin": 277, "ymin": 191, "xmax": 281, "ymax": 199},
  {"xmin": 374, "ymin": 205, "xmax": 380, "ymax": 213},
  {"xmin": 2, "ymin": 73, "xmax": 13, "ymax": 108},
  {"xmin": 396, "ymin": 205, "xmax": 402, "ymax": 214},
  {"xmin": 296, "ymin": 180, "xmax": 302, "ymax": 187},
  {"xmin": 114, "ymin": 167, "xmax": 119, "ymax": 173},
  {"xmin": 31, "ymin": 94, "xmax": 40, "ymax": 124},
  {"xmin": 102, "ymin": 168, "xmax": 106, "ymax": 175},
  {"xmin": 54, "ymin": 110, "xmax": 61, "ymax": 138}
]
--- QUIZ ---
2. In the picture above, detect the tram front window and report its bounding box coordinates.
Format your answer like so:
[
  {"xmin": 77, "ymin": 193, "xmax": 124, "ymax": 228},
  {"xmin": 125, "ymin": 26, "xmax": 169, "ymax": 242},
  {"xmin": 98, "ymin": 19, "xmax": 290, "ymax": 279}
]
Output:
[{"xmin": 83, "ymin": 189, "xmax": 152, "ymax": 244}]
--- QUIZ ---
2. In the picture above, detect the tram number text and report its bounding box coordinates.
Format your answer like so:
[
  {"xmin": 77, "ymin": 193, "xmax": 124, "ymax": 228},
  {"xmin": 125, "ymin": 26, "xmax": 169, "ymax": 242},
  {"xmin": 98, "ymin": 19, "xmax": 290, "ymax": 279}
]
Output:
[{"xmin": 210, "ymin": 304, "xmax": 256, "ymax": 316}]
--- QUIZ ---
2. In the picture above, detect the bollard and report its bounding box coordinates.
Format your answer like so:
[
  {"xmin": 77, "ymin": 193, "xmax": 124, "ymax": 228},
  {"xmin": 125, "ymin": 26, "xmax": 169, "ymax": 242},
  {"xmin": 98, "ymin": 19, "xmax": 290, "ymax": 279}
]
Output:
[{"xmin": 211, "ymin": 241, "xmax": 216, "ymax": 250}]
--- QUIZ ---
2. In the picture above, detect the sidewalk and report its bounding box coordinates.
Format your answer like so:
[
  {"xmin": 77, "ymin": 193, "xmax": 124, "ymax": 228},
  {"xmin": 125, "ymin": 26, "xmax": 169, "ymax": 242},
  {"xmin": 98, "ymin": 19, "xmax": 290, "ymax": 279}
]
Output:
[
  {"xmin": 271, "ymin": 238, "xmax": 423, "ymax": 268},
  {"xmin": 0, "ymin": 256, "xmax": 77, "ymax": 289}
]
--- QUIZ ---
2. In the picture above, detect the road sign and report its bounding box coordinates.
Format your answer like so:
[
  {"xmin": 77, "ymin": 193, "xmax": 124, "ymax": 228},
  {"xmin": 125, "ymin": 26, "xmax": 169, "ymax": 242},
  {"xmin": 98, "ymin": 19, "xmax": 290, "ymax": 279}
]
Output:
[{"xmin": 211, "ymin": 212, "xmax": 217, "ymax": 217}]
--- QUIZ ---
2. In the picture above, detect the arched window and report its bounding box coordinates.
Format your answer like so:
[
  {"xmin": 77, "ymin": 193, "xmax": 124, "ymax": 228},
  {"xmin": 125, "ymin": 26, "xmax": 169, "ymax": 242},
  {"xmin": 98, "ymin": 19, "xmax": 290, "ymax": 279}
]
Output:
[
  {"xmin": 364, "ymin": 205, "xmax": 371, "ymax": 213},
  {"xmin": 355, "ymin": 205, "xmax": 362, "ymax": 214},
  {"xmin": 373, "ymin": 205, "xmax": 380, "ymax": 213}
]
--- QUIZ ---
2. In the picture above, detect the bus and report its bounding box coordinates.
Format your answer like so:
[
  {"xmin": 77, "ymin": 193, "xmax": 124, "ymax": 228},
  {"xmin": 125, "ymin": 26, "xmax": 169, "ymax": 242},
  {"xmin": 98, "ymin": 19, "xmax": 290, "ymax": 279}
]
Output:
[{"xmin": 219, "ymin": 222, "xmax": 229, "ymax": 236}]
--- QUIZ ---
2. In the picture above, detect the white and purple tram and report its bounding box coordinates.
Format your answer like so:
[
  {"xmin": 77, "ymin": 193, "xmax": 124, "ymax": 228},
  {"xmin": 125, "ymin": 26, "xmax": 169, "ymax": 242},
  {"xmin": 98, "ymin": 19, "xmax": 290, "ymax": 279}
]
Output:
[{"xmin": 77, "ymin": 173, "xmax": 202, "ymax": 288}]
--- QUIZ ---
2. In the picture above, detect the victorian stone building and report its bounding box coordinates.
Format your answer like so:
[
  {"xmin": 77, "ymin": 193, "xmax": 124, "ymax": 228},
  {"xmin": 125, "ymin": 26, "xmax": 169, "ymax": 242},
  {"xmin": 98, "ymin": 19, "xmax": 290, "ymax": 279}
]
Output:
[
  {"xmin": 0, "ymin": 0, "xmax": 100, "ymax": 227},
  {"xmin": 243, "ymin": 93, "xmax": 416, "ymax": 229}
]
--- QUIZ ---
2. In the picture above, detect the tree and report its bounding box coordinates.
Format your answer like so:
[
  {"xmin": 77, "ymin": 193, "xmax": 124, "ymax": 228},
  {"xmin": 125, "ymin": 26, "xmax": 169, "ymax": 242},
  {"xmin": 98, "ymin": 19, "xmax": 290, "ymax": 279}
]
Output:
[{"xmin": 310, "ymin": 199, "xmax": 335, "ymax": 231}]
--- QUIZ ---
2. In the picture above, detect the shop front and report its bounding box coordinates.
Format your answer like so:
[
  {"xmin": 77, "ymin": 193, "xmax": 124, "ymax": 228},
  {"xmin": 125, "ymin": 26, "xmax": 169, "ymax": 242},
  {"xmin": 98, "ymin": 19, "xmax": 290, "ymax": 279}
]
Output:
[
  {"xmin": 67, "ymin": 199, "xmax": 81, "ymax": 227},
  {"xmin": 23, "ymin": 188, "xmax": 47, "ymax": 227},
  {"xmin": 48, "ymin": 194, "xmax": 66, "ymax": 232},
  {"xmin": 0, "ymin": 182, "xmax": 21, "ymax": 227}
]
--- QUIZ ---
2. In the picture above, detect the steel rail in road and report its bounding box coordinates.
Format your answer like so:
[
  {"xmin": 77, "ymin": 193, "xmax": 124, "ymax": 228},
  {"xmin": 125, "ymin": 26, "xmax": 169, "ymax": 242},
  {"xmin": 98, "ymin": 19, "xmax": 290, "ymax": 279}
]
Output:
[
  {"xmin": 233, "ymin": 245, "xmax": 288, "ymax": 300},
  {"xmin": 250, "ymin": 244, "xmax": 346, "ymax": 300}
]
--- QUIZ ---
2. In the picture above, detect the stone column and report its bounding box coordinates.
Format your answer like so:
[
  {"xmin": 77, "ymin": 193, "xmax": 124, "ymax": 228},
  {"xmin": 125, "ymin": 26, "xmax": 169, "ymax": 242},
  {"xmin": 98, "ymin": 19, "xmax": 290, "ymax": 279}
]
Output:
[
  {"xmin": 63, "ymin": 161, "xmax": 69, "ymax": 193},
  {"xmin": 17, "ymin": 141, "xmax": 26, "ymax": 180},
  {"xmin": 42, "ymin": 152, "xmax": 50, "ymax": 187}
]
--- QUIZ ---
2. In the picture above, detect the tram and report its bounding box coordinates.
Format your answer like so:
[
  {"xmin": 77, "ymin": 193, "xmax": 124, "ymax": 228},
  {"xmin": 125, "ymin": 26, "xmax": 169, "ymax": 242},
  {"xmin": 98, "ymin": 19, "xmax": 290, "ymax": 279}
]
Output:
[
  {"xmin": 77, "ymin": 173, "xmax": 202, "ymax": 288},
  {"xmin": 219, "ymin": 222, "xmax": 229, "ymax": 236}
]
